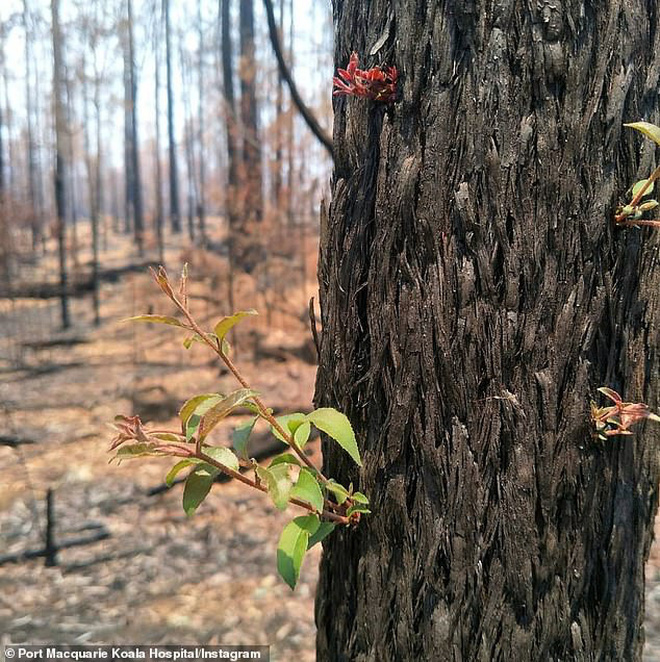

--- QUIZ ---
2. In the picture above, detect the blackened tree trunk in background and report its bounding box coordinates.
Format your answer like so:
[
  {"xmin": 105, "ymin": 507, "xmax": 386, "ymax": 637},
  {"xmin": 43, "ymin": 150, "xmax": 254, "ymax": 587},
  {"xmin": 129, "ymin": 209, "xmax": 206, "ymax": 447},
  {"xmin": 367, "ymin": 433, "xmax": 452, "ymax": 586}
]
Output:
[
  {"xmin": 238, "ymin": 0, "xmax": 263, "ymax": 271},
  {"xmin": 164, "ymin": 0, "xmax": 181, "ymax": 234},
  {"xmin": 127, "ymin": 0, "xmax": 144, "ymax": 255},
  {"xmin": 122, "ymin": 18, "xmax": 133, "ymax": 236},
  {"xmin": 154, "ymin": 13, "xmax": 165, "ymax": 264},
  {"xmin": 315, "ymin": 2, "xmax": 660, "ymax": 660},
  {"xmin": 0, "ymin": 33, "xmax": 4, "ymax": 199},
  {"xmin": 23, "ymin": 0, "xmax": 41, "ymax": 251},
  {"xmin": 220, "ymin": 0, "xmax": 237, "ymax": 328},
  {"xmin": 51, "ymin": 0, "xmax": 70, "ymax": 329},
  {"xmin": 196, "ymin": 0, "xmax": 206, "ymax": 245}
]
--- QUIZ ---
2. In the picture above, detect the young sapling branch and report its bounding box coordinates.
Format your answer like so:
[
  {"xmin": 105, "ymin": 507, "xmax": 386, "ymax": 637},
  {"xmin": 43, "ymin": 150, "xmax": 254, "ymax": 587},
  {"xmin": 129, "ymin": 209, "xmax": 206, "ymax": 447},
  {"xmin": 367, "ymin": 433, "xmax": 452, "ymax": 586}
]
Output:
[{"xmin": 112, "ymin": 265, "xmax": 369, "ymax": 588}]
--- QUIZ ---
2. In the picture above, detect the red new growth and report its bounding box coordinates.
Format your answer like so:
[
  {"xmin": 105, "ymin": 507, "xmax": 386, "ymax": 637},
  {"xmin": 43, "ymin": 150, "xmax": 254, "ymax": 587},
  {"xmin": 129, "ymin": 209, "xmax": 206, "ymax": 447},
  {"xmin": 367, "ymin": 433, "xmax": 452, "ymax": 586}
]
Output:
[
  {"xmin": 333, "ymin": 52, "xmax": 397, "ymax": 103},
  {"xmin": 591, "ymin": 387, "xmax": 660, "ymax": 440}
]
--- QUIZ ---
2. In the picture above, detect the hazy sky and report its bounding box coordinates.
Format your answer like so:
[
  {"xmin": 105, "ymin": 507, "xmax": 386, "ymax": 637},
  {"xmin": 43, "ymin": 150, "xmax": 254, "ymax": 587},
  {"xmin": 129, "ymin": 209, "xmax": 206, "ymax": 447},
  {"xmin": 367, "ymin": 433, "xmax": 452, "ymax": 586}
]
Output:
[{"xmin": 0, "ymin": 0, "xmax": 333, "ymax": 173}]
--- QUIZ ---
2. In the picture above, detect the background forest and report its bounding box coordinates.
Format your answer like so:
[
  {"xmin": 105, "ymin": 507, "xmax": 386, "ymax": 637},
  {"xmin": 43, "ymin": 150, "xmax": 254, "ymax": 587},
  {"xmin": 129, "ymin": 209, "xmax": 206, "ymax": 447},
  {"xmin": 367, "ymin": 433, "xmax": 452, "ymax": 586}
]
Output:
[{"xmin": 2, "ymin": 0, "xmax": 660, "ymax": 660}]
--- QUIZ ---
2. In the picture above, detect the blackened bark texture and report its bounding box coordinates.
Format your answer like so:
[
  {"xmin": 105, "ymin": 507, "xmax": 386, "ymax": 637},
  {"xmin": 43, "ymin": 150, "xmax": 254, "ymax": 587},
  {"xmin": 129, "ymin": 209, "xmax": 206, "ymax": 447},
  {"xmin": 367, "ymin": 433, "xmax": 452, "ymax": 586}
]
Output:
[
  {"xmin": 164, "ymin": 0, "xmax": 181, "ymax": 234},
  {"xmin": 315, "ymin": 2, "xmax": 660, "ymax": 661},
  {"xmin": 127, "ymin": 0, "xmax": 144, "ymax": 255},
  {"xmin": 51, "ymin": 0, "xmax": 70, "ymax": 330},
  {"xmin": 237, "ymin": 0, "xmax": 264, "ymax": 272}
]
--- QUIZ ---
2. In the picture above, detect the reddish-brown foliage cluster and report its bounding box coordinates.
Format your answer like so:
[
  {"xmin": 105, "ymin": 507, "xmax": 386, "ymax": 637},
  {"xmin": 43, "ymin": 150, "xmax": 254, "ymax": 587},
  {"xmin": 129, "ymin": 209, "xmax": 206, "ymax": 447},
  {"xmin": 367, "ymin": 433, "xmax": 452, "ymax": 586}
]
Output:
[
  {"xmin": 333, "ymin": 52, "xmax": 397, "ymax": 103},
  {"xmin": 591, "ymin": 387, "xmax": 660, "ymax": 439}
]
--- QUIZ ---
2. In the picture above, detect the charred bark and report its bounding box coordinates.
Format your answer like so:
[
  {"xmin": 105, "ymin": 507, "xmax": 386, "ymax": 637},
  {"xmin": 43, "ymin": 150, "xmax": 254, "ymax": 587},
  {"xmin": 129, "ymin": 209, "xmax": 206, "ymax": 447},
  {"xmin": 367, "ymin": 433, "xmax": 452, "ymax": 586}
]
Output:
[
  {"xmin": 164, "ymin": 0, "xmax": 181, "ymax": 234},
  {"xmin": 315, "ymin": 2, "xmax": 660, "ymax": 660},
  {"xmin": 51, "ymin": 0, "xmax": 70, "ymax": 329},
  {"xmin": 237, "ymin": 0, "xmax": 264, "ymax": 272}
]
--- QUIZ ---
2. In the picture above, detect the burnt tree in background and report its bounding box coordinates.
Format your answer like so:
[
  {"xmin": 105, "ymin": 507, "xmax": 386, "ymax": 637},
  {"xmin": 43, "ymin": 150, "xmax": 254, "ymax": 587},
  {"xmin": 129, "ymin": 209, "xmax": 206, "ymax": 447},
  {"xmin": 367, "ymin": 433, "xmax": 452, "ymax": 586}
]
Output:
[
  {"xmin": 237, "ymin": 0, "xmax": 262, "ymax": 271},
  {"xmin": 51, "ymin": 0, "xmax": 70, "ymax": 329},
  {"xmin": 315, "ymin": 1, "xmax": 660, "ymax": 659},
  {"xmin": 164, "ymin": 0, "xmax": 181, "ymax": 234}
]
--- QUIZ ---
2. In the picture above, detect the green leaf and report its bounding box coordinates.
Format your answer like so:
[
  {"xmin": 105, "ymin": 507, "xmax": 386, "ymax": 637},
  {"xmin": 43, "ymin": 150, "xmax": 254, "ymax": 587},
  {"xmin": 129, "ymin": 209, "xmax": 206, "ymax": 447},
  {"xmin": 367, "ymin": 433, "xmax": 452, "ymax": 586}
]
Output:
[
  {"xmin": 277, "ymin": 515, "xmax": 320, "ymax": 589},
  {"xmin": 165, "ymin": 459, "xmax": 201, "ymax": 486},
  {"xmin": 179, "ymin": 393, "xmax": 223, "ymax": 426},
  {"xmin": 346, "ymin": 503, "xmax": 371, "ymax": 517},
  {"xmin": 639, "ymin": 200, "xmax": 659, "ymax": 212},
  {"xmin": 151, "ymin": 432, "xmax": 186, "ymax": 442},
  {"xmin": 293, "ymin": 421, "xmax": 311, "ymax": 448},
  {"xmin": 213, "ymin": 310, "xmax": 258, "ymax": 342},
  {"xmin": 625, "ymin": 121, "xmax": 660, "ymax": 147},
  {"xmin": 182, "ymin": 466, "xmax": 218, "ymax": 516},
  {"xmin": 198, "ymin": 389, "xmax": 258, "ymax": 441},
  {"xmin": 306, "ymin": 408, "xmax": 362, "ymax": 466},
  {"xmin": 232, "ymin": 416, "xmax": 258, "ymax": 460},
  {"xmin": 122, "ymin": 314, "xmax": 187, "ymax": 328},
  {"xmin": 183, "ymin": 332, "xmax": 219, "ymax": 350},
  {"xmin": 113, "ymin": 442, "xmax": 163, "ymax": 461},
  {"xmin": 307, "ymin": 521, "xmax": 336, "ymax": 549},
  {"xmin": 269, "ymin": 452, "xmax": 302, "ymax": 468},
  {"xmin": 632, "ymin": 179, "xmax": 654, "ymax": 198},
  {"xmin": 202, "ymin": 445, "xmax": 240, "ymax": 473},
  {"xmin": 290, "ymin": 468, "xmax": 324, "ymax": 513},
  {"xmin": 256, "ymin": 464, "xmax": 292, "ymax": 510},
  {"xmin": 325, "ymin": 479, "xmax": 350, "ymax": 505},
  {"xmin": 270, "ymin": 413, "xmax": 306, "ymax": 443},
  {"xmin": 351, "ymin": 491, "xmax": 370, "ymax": 504},
  {"xmin": 179, "ymin": 394, "xmax": 224, "ymax": 441}
]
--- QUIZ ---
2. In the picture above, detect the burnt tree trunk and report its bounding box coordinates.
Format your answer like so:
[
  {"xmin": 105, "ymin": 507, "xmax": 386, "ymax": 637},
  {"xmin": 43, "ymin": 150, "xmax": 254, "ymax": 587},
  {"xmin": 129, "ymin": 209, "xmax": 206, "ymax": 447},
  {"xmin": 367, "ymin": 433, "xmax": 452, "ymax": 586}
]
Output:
[
  {"xmin": 164, "ymin": 0, "xmax": 181, "ymax": 234},
  {"xmin": 51, "ymin": 0, "xmax": 70, "ymax": 329},
  {"xmin": 237, "ymin": 0, "xmax": 263, "ymax": 272},
  {"xmin": 315, "ymin": 2, "xmax": 660, "ymax": 660}
]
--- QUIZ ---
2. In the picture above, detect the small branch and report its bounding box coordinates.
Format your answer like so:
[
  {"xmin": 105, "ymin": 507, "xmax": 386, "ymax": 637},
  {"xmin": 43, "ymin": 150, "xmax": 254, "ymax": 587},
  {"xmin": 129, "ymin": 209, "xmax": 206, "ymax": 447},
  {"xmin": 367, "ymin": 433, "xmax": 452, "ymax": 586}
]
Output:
[
  {"xmin": 261, "ymin": 0, "xmax": 334, "ymax": 158},
  {"xmin": 615, "ymin": 164, "xmax": 660, "ymax": 223},
  {"xmin": 197, "ymin": 451, "xmax": 348, "ymax": 524},
  {"xmin": 169, "ymin": 289, "xmax": 332, "ymax": 484}
]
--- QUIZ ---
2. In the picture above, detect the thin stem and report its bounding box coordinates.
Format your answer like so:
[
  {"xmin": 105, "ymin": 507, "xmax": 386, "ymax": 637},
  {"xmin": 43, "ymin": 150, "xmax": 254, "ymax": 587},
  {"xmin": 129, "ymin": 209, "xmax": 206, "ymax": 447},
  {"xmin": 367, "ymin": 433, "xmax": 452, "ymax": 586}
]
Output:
[
  {"xmin": 615, "ymin": 164, "xmax": 660, "ymax": 223},
  {"xmin": 169, "ymin": 287, "xmax": 332, "ymax": 485},
  {"xmin": 197, "ymin": 450, "xmax": 349, "ymax": 524}
]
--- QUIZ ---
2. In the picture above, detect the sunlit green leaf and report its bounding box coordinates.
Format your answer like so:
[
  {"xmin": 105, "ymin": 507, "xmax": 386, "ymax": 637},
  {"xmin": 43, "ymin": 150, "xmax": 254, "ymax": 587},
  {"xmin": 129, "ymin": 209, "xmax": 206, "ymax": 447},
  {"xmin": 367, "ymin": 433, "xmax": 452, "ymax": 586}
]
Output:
[
  {"xmin": 269, "ymin": 453, "xmax": 302, "ymax": 468},
  {"xmin": 198, "ymin": 389, "xmax": 258, "ymax": 441},
  {"xmin": 165, "ymin": 458, "xmax": 201, "ymax": 486},
  {"xmin": 307, "ymin": 521, "xmax": 335, "ymax": 549},
  {"xmin": 179, "ymin": 394, "xmax": 224, "ymax": 440},
  {"xmin": 346, "ymin": 503, "xmax": 371, "ymax": 517},
  {"xmin": 213, "ymin": 310, "xmax": 258, "ymax": 342},
  {"xmin": 639, "ymin": 200, "xmax": 659, "ymax": 212},
  {"xmin": 632, "ymin": 179, "xmax": 654, "ymax": 198},
  {"xmin": 325, "ymin": 479, "xmax": 350, "ymax": 505},
  {"xmin": 183, "ymin": 332, "xmax": 219, "ymax": 350},
  {"xmin": 290, "ymin": 468, "xmax": 324, "ymax": 513},
  {"xmin": 202, "ymin": 445, "xmax": 240, "ymax": 473},
  {"xmin": 306, "ymin": 408, "xmax": 362, "ymax": 466},
  {"xmin": 179, "ymin": 393, "xmax": 223, "ymax": 426},
  {"xmin": 256, "ymin": 464, "xmax": 292, "ymax": 510},
  {"xmin": 122, "ymin": 314, "xmax": 187, "ymax": 328},
  {"xmin": 625, "ymin": 121, "xmax": 660, "ymax": 147},
  {"xmin": 113, "ymin": 442, "xmax": 164, "ymax": 462},
  {"xmin": 293, "ymin": 421, "xmax": 311, "ymax": 448},
  {"xmin": 351, "ymin": 491, "xmax": 370, "ymax": 505},
  {"xmin": 233, "ymin": 416, "xmax": 258, "ymax": 460},
  {"xmin": 182, "ymin": 466, "xmax": 218, "ymax": 516},
  {"xmin": 270, "ymin": 413, "xmax": 306, "ymax": 443},
  {"xmin": 151, "ymin": 432, "xmax": 186, "ymax": 442},
  {"xmin": 277, "ymin": 515, "xmax": 319, "ymax": 589}
]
